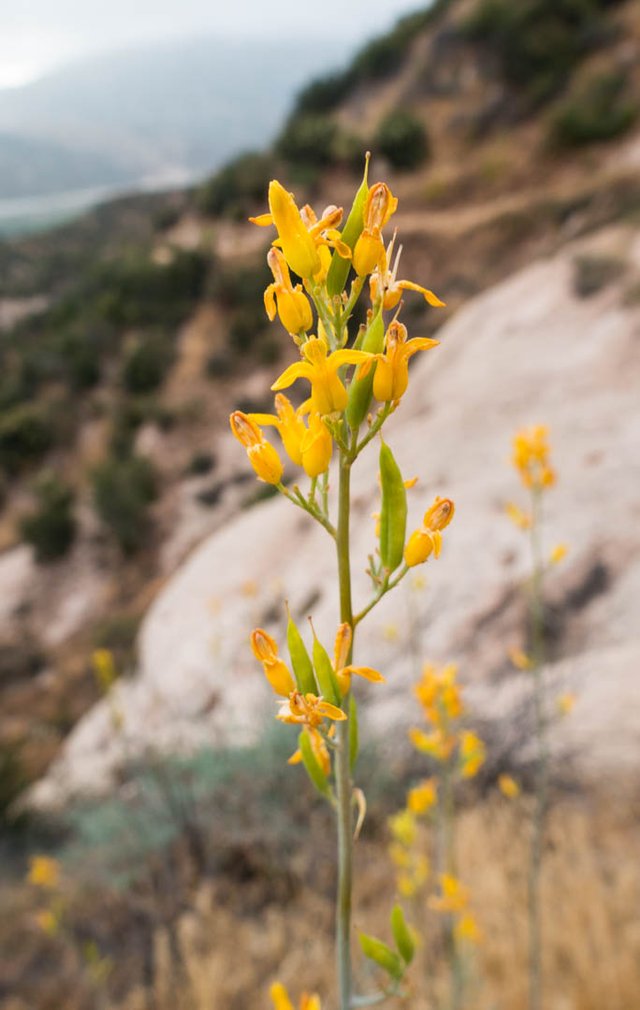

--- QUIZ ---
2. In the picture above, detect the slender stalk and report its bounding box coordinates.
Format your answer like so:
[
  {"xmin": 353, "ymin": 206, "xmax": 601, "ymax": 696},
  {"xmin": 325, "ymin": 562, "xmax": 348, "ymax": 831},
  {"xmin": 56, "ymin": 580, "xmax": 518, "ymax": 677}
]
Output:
[
  {"xmin": 528, "ymin": 489, "xmax": 547, "ymax": 1010},
  {"xmin": 336, "ymin": 450, "xmax": 354, "ymax": 1010}
]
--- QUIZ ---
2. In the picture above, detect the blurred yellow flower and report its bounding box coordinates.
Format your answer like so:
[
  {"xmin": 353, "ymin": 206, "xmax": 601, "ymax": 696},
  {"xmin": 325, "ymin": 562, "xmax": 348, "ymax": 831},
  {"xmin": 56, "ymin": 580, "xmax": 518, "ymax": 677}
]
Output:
[
  {"xmin": 270, "ymin": 982, "xmax": 321, "ymax": 1010},
  {"xmin": 28, "ymin": 856, "xmax": 60, "ymax": 890},
  {"xmin": 459, "ymin": 730, "xmax": 485, "ymax": 779},
  {"xmin": 407, "ymin": 778, "xmax": 437, "ymax": 815},
  {"xmin": 505, "ymin": 501, "xmax": 532, "ymax": 530},
  {"xmin": 557, "ymin": 692, "xmax": 576, "ymax": 716},
  {"xmin": 549, "ymin": 543, "xmax": 568, "ymax": 565},
  {"xmin": 508, "ymin": 645, "xmax": 533, "ymax": 671},
  {"xmin": 455, "ymin": 911, "xmax": 481, "ymax": 945},
  {"xmin": 512, "ymin": 425, "xmax": 555, "ymax": 491},
  {"xmin": 429, "ymin": 874, "xmax": 470, "ymax": 914},
  {"xmin": 498, "ymin": 774, "xmax": 521, "ymax": 799}
]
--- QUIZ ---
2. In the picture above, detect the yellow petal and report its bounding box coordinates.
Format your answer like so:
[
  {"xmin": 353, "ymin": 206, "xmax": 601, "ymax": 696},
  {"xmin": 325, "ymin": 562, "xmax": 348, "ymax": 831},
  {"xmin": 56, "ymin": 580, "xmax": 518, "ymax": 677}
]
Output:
[
  {"xmin": 341, "ymin": 665, "xmax": 385, "ymax": 683},
  {"xmin": 249, "ymin": 213, "xmax": 274, "ymax": 226},
  {"xmin": 315, "ymin": 700, "xmax": 347, "ymax": 721},
  {"xmin": 271, "ymin": 361, "xmax": 315, "ymax": 391},
  {"xmin": 397, "ymin": 280, "xmax": 446, "ymax": 307}
]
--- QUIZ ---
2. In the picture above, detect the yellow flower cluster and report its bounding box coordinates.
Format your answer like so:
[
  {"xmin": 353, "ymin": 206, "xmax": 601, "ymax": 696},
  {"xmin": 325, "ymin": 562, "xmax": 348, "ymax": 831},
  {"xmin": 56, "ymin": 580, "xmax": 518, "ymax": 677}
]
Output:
[
  {"xmin": 388, "ymin": 808, "xmax": 430, "ymax": 899},
  {"xmin": 409, "ymin": 663, "xmax": 485, "ymax": 779},
  {"xmin": 429, "ymin": 874, "xmax": 481, "ymax": 944},
  {"xmin": 511, "ymin": 425, "xmax": 555, "ymax": 492}
]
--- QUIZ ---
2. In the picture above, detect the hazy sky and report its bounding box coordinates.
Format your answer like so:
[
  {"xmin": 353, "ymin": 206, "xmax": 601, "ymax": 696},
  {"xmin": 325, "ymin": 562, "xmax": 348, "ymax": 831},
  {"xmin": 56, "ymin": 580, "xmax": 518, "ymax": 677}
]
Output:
[{"xmin": 1, "ymin": 0, "xmax": 424, "ymax": 88}]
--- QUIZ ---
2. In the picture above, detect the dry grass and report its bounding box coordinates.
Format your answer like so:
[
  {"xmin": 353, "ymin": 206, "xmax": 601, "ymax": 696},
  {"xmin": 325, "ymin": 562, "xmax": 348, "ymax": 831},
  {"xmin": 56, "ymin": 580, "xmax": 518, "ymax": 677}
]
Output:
[{"xmin": 108, "ymin": 789, "xmax": 640, "ymax": 1010}]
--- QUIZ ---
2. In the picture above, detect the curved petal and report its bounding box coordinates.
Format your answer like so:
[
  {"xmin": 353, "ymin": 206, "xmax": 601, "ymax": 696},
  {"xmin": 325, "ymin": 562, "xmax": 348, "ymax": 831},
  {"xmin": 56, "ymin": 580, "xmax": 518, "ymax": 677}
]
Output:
[
  {"xmin": 248, "ymin": 213, "xmax": 273, "ymax": 226},
  {"xmin": 397, "ymin": 280, "xmax": 446, "ymax": 307},
  {"xmin": 330, "ymin": 349, "xmax": 375, "ymax": 370},
  {"xmin": 271, "ymin": 361, "xmax": 314, "ymax": 391},
  {"xmin": 341, "ymin": 665, "xmax": 386, "ymax": 683},
  {"xmin": 249, "ymin": 413, "xmax": 281, "ymax": 428},
  {"xmin": 264, "ymin": 284, "xmax": 277, "ymax": 321},
  {"xmin": 315, "ymin": 700, "xmax": 347, "ymax": 721},
  {"xmin": 404, "ymin": 337, "xmax": 440, "ymax": 360}
]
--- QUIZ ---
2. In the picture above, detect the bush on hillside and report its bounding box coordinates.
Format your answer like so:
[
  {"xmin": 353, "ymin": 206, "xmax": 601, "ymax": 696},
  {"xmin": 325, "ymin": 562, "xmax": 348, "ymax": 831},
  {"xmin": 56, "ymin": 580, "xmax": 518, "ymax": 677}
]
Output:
[
  {"xmin": 276, "ymin": 114, "xmax": 339, "ymax": 168},
  {"xmin": 375, "ymin": 111, "xmax": 431, "ymax": 169},
  {"xmin": 121, "ymin": 334, "xmax": 173, "ymax": 394},
  {"xmin": 92, "ymin": 454, "xmax": 157, "ymax": 555},
  {"xmin": 197, "ymin": 151, "xmax": 277, "ymax": 219},
  {"xmin": 0, "ymin": 404, "xmax": 53, "ymax": 475},
  {"xmin": 550, "ymin": 70, "xmax": 637, "ymax": 146},
  {"xmin": 94, "ymin": 250, "xmax": 208, "ymax": 329},
  {"xmin": 19, "ymin": 472, "xmax": 77, "ymax": 562}
]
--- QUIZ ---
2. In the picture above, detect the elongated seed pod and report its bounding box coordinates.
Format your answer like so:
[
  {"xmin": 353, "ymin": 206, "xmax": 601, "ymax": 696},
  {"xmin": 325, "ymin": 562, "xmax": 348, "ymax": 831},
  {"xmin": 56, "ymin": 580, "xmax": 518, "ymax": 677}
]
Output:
[
  {"xmin": 379, "ymin": 441, "xmax": 407, "ymax": 573},
  {"xmin": 326, "ymin": 156, "xmax": 370, "ymax": 297},
  {"xmin": 287, "ymin": 610, "xmax": 317, "ymax": 694},
  {"xmin": 345, "ymin": 309, "xmax": 384, "ymax": 431},
  {"xmin": 299, "ymin": 730, "xmax": 330, "ymax": 797},
  {"xmin": 312, "ymin": 632, "xmax": 341, "ymax": 706}
]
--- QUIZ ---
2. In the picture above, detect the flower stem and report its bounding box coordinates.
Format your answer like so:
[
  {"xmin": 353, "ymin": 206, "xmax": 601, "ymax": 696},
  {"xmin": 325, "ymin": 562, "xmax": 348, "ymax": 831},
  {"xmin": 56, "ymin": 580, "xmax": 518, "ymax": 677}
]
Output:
[
  {"xmin": 528, "ymin": 489, "xmax": 547, "ymax": 1010},
  {"xmin": 336, "ymin": 450, "xmax": 354, "ymax": 1010}
]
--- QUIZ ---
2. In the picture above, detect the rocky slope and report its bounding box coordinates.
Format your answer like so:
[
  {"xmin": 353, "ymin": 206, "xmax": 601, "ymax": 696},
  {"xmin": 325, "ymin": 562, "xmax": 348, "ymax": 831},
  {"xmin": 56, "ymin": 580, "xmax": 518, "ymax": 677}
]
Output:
[{"xmin": 32, "ymin": 219, "xmax": 640, "ymax": 805}]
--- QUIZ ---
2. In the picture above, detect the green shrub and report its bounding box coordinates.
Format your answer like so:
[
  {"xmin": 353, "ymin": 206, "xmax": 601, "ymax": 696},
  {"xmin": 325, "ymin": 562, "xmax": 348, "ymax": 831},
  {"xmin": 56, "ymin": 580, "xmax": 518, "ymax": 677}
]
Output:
[
  {"xmin": 294, "ymin": 71, "xmax": 357, "ymax": 115},
  {"xmin": 276, "ymin": 114, "xmax": 338, "ymax": 168},
  {"xmin": 197, "ymin": 151, "xmax": 277, "ymax": 219},
  {"xmin": 92, "ymin": 454, "xmax": 158, "ymax": 554},
  {"xmin": 0, "ymin": 403, "xmax": 53, "ymax": 475},
  {"xmin": 56, "ymin": 331, "xmax": 102, "ymax": 389},
  {"xmin": 375, "ymin": 111, "xmax": 430, "ymax": 170},
  {"xmin": 94, "ymin": 250, "xmax": 208, "ymax": 328},
  {"xmin": 551, "ymin": 70, "xmax": 637, "ymax": 146},
  {"xmin": 20, "ymin": 472, "xmax": 76, "ymax": 562},
  {"xmin": 463, "ymin": 0, "xmax": 623, "ymax": 105},
  {"xmin": 121, "ymin": 334, "xmax": 173, "ymax": 394}
]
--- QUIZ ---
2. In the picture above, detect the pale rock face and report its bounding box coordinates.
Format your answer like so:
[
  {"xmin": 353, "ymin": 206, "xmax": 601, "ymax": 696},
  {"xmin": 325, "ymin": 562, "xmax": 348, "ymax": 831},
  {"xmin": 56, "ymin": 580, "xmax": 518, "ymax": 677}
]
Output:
[{"xmin": 31, "ymin": 226, "xmax": 640, "ymax": 806}]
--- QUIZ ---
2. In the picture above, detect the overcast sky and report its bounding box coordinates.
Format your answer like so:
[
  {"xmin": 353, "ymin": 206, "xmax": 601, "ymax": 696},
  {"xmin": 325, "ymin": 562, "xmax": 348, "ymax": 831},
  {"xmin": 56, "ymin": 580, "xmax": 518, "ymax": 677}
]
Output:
[{"xmin": 1, "ymin": 0, "xmax": 425, "ymax": 88}]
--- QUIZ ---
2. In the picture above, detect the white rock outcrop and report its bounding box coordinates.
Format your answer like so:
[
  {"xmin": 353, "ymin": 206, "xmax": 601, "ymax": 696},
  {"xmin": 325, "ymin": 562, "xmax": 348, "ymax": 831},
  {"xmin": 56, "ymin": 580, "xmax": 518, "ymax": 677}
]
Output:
[{"xmin": 31, "ymin": 227, "xmax": 640, "ymax": 806}]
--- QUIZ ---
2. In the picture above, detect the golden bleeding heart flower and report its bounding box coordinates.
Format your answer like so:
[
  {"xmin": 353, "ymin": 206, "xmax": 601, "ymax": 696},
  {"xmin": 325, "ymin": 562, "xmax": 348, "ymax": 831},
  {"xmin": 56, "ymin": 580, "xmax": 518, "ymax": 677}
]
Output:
[
  {"xmin": 229, "ymin": 411, "xmax": 283, "ymax": 484},
  {"xmin": 353, "ymin": 182, "xmax": 398, "ymax": 276},
  {"xmin": 332, "ymin": 621, "xmax": 385, "ymax": 695},
  {"xmin": 264, "ymin": 247, "xmax": 313, "ymax": 336},
  {"xmin": 250, "ymin": 628, "xmax": 296, "ymax": 696},
  {"xmin": 277, "ymin": 690, "xmax": 346, "ymax": 727},
  {"xmin": 272, "ymin": 335, "xmax": 373, "ymax": 416},
  {"xmin": 370, "ymin": 320, "xmax": 439, "ymax": 403},
  {"xmin": 404, "ymin": 496, "xmax": 455, "ymax": 567},
  {"xmin": 370, "ymin": 234, "xmax": 445, "ymax": 311}
]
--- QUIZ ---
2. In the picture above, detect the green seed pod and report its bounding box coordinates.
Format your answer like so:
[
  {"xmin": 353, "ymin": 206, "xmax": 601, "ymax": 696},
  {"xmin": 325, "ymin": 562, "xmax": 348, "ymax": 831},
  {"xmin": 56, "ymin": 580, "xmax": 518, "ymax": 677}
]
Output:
[
  {"xmin": 287, "ymin": 609, "xmax": 317, "ymax": 694},
  {"xmin": 345, "ymin": 309, "xmax": 384, "ymax": 431},
  {"xmin": 379, "ymin": 441, "xmax": 407, "ymax": 573},
  {"xmin": 326, "ymin": 154, "xmax": 370, "ymax": 298},
  {"xmin": 349, "ymin": 693, "xmax": 359, "ymax": 770},
  {"xmin": 359, "ymin": 932, "xmax": 404, "ymax": 981},
  {"xmin": 299, "ymin": 730, "xmax": 331, "ymax": 798},
  {"xmin": 391, "ymin": 904, "xmax": 415, "ymax": 965},
  {"xmin": 311, "ymin": 629, "xmax": 341, "ymax": 706}
]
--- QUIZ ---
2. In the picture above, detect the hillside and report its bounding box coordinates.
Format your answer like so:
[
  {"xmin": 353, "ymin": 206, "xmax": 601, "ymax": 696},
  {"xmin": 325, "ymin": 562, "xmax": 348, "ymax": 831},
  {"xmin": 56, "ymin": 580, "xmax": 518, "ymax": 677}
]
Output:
[{"xmin": 0, "ymin": 0, "xmax": 638, "ymax": 817}]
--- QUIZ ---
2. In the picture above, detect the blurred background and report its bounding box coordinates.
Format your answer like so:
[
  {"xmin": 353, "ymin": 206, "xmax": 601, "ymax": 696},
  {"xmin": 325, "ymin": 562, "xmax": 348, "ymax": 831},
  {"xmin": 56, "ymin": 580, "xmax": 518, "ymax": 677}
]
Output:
[{"xmin": 0, "ymin": 0, "xmax": 639, "ymax": 1008}]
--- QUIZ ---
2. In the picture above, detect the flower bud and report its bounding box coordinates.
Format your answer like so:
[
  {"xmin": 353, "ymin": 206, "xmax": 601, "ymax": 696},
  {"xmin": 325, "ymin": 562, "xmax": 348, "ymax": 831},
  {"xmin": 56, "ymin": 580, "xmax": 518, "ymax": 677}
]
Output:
[
  {"xmin": 300, "ymin": 413, "xmax": 332, "ymax": 477},
  {"xmin": 404, "ymin": 529, "xmax": 435, "ymax": 567}
]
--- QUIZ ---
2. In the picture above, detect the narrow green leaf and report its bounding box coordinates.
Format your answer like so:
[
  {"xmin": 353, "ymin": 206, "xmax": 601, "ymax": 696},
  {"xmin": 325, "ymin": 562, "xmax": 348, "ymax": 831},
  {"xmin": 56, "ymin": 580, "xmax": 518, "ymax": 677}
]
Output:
[
  {"xmin": 359, "ymin": 932, "xmax": 404, "ymax": 980},
  {"xmin": 287, "ymin": 610, "xmax": 317, "ymax": 694},
  {"xmin": 312, "ymin": 634, "xmax": 341, "ymax": 706},
  {"xmin": 391, "ymin": 904, "xmax": 415, "ymax": 965}
]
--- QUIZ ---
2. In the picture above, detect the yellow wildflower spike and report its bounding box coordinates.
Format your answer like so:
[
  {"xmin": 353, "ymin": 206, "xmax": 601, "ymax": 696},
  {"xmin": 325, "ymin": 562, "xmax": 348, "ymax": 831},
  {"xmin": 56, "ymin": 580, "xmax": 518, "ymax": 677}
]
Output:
[
  {"xmin": 28, "ymin": 855, "xmax": 60, "ymax": 889},
  {"xmin": 508, "ymin": 645, "xmax": 533, "ymax": 671},
  {"xmin": 300, "ymin": 412, "xmax": 333, "ymax": 477},
  {"xmin": 264, "ymin": 248, "xmax": 313, "ymax": 336},
  {"xmin": 267, "ymin": 181, "xmax": 321, "ymax": 279},
  {"xmin": 250, "ymin": 628, "xmax": 296, "ymax": 696},
  {"xmin": 498, "ymin": 774, "xmax": 520, "ymax": 799},
  {"xmin": 511, "ymin": 425, "xmax": 556, "ymax": 491},
  {"xmin": 272, "ymin": 335, "xmax": 373, "ymax": 415},
  {"xmin": 230, "ymin": 411, "xmax": 283, "ymax": 484},
  {"xmin": 550, "ymin": 543, "xmax": 568, "ymax": 565}
]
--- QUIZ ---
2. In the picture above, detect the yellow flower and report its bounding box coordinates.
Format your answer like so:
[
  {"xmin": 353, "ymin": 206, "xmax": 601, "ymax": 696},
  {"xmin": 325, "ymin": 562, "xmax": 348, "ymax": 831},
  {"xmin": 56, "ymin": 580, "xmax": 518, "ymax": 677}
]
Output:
[
  {"xmin": 512, "ymin": 425, "xmax": 555, "ymax": 491},
  {"xmin": 277, "ymin": 690, "xmax": 346, "ymax": 728},
  {"xmin": 229, "ymin": 411, "xmax": 283, "ymax": 484},
  {"xmin": 409, "ymin": 727, "xmax": 455, "ymax": 762},
  {"xmin": 264, "ymin": 248, "xmax": 313, "ymax": 336},
  {"xmin": 353, "ymin": 182, "xmax": 398, "ymax": 276},
  {"xmin": 508, "ymin": 645, "xmax": 533, "ymax": 671},
  {"xmin": 550, "ymin": 543, "xmax": 568, "ymax": 565},
  {"xmin": 35, "ymin": 909, "xmax": 59, "ymax": 935},
  {"xmin": 28, "ymin": 856, "xmax": 60, "ymax": 889},
  {"xmin": 92, "ymin": 649, "xmax": 117, "ymax": 692},
  {"xmin": 388, "ymin": 808, "xmax": 417, "ymax": 847},
  {"xmin": 252, "ymin": 394, "xmax": 307, "ymax": 468},
  {"xmin": 368, "ymin": 321, "xmax": 439, "ymax": 403},
  {"xmin": 429, "ymin": 874, "xmax": 469, "ymax": 914},
  {"xmin": 272, "ymin": 335, "xmax": 373, "ymax": 416},
  {"xmin": 250, "ymin": 628, "xmax": 296, "ymax": 696},
  {"xmin": 498, "ymin": 774, "xmax": 520, "ymax": 799},
  {"xmin": 459, "ymin": 730, "xmax": 485, "ymax": 779},
  {"xmin": 455, "ymin": 912, "xmax": 481, "ymax": 945},
  {"xmin": 557, "ymin": 692, "xmax": 576, "ymax": 716},
  {"xmin": 370, "ymin": 234, "xmax": 445, "ymax": 311},
  {"xmin": 332, "ymin": 621, "xmax": 385, "ymax": 695},
  {"xmin": 404, "ymin": 497, "xmax": 455, "ymax": 567},
  {"xmin": 300, "ymin": 412, "xmax": 333, "ymax": 477},
  {"xmin": 407, "ymin": 778, "xmax": 438, "ymax": 815},
  {"xmin": 505, "ymin": 501, "xmax": 532, "ymax": 530},
  {"xmin": 415, "ymin": 663, "xmax": 463, "ymax": 723},
  {"xmin": 270, "ymin": 983, "xmax": 322, "ymax": 1010},
  {"xmin": 251, "ymin": 180, "xmax": 350, "ymax": 281}
]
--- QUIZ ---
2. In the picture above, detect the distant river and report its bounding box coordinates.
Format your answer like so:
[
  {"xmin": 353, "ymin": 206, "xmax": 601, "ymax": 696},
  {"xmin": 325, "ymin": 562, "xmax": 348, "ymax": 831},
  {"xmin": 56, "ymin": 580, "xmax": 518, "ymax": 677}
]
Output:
[{"xmin": 0, "ymin": 165, "xmax": 196, "ymax": 237}]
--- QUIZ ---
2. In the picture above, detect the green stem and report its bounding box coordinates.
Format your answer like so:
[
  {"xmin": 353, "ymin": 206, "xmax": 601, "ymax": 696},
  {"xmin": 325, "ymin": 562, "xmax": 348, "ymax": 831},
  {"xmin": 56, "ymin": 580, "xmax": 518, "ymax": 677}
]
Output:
[
  {"xmin": 278, "ymin": 483, "xmax": 336, "ymax": 539},
  {"xmin": 355, "ymin": 404, "xmax": 392, "ymax": 457},
  {"xmin": 336, "ymin": 450, "xmax": 354, "ymax": 1010},
  {"xmin": 528, "ymin": 489, "xmax": 547, "ymax": 1010},
  {"xmin": 353, "ymin": 565, "xmax": 408, "ymax": 627}
]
